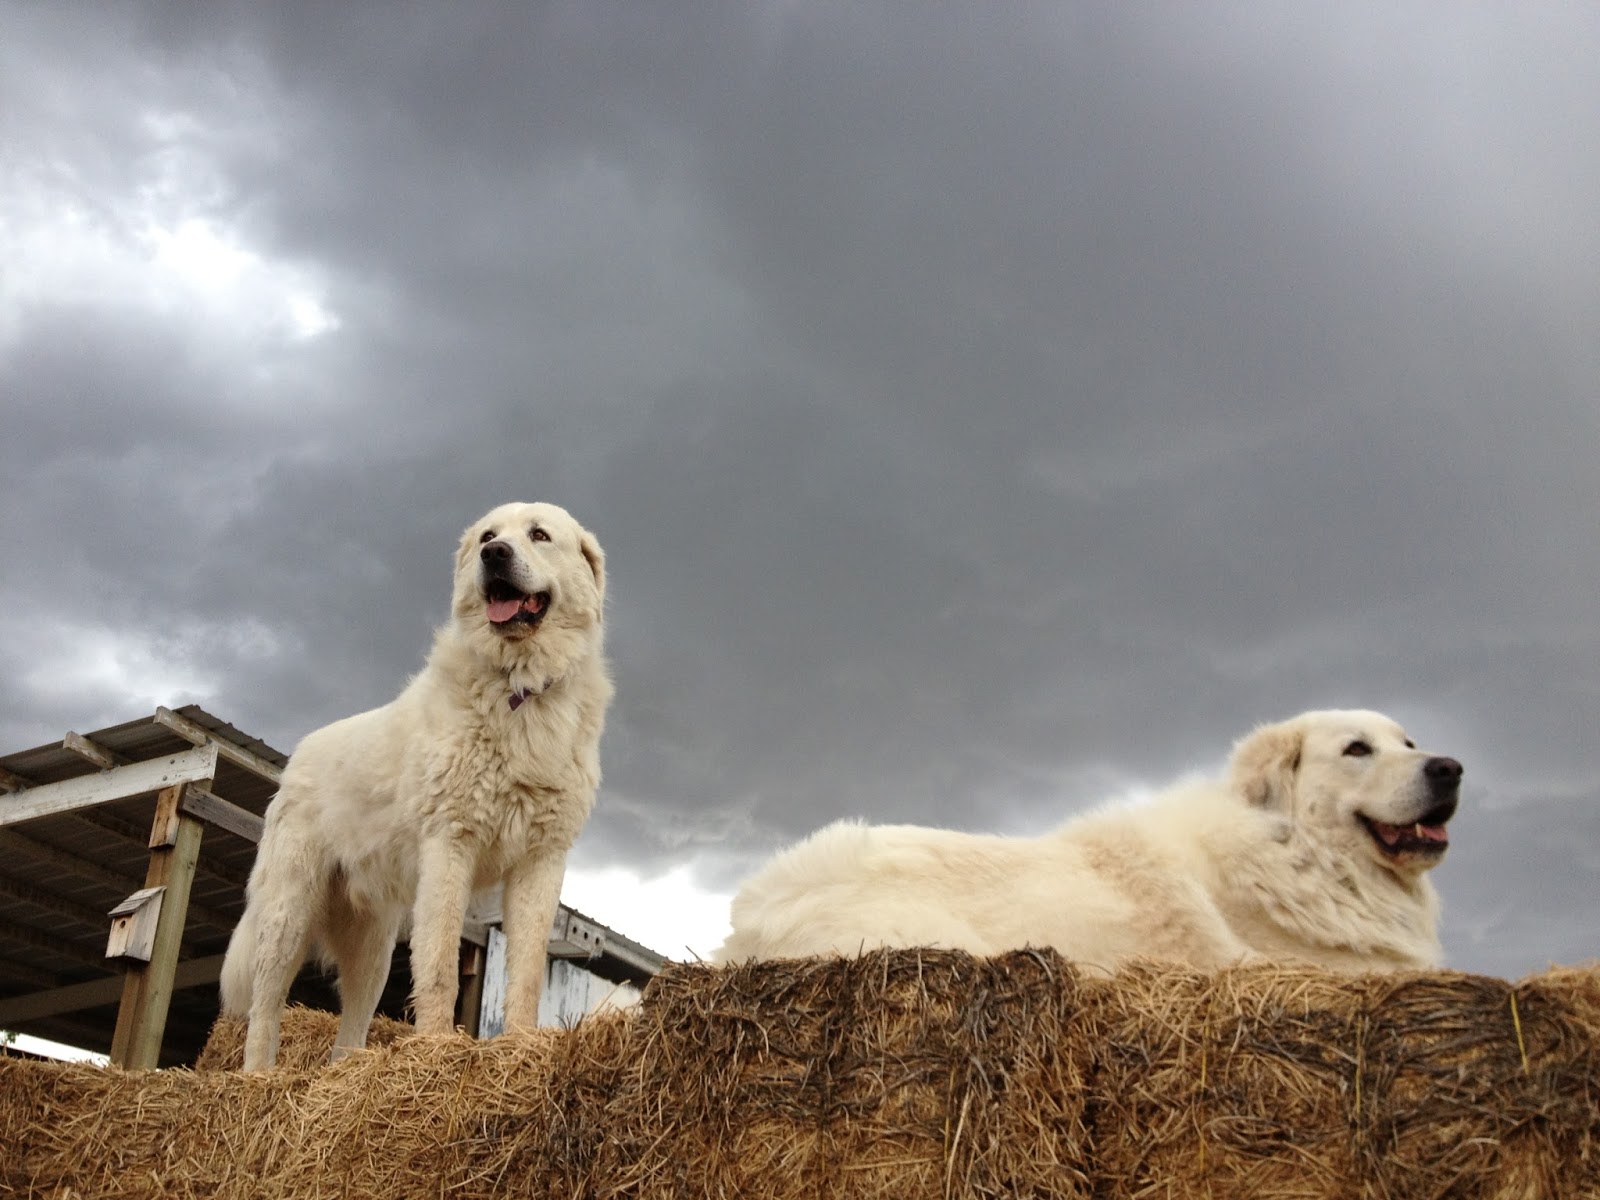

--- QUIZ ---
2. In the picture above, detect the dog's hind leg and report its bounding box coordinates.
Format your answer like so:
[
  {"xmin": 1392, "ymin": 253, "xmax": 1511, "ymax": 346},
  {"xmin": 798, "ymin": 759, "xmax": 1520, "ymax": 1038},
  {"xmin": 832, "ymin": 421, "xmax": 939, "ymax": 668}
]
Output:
[
  {"xmin": 324, "ymin": 886, "xmax": 401, "ymax": 1061},
  {"xmin": 238, "ymin": 829, "xmax": 324, "ymax": 1071},
  {"xmin": 239, "ymin": 892, "xmax": 317, "ymax": 1070},
  {"xmin": 219, "ymin": 904, "xmax": 259, "ymax": 1018}
]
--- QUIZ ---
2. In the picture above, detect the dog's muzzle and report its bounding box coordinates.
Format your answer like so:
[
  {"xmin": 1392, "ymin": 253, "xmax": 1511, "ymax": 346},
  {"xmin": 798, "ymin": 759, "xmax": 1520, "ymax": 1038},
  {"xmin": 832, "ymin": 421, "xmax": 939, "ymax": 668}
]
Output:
[
  {"xmin": 1359, "ymin": 755, "xmax": 1462, "ymax": 860},
  {"xmin": 480, "ymin": 541, "xmax": 550, "ymax": 628}
]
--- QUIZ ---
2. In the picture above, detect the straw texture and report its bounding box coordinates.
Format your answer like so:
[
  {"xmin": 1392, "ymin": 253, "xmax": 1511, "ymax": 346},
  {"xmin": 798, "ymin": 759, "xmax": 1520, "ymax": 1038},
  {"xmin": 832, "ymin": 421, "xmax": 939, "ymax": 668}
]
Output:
[{"xmin": 3, "ymin": 951, "xmax": 1596, "ymax": 1199}]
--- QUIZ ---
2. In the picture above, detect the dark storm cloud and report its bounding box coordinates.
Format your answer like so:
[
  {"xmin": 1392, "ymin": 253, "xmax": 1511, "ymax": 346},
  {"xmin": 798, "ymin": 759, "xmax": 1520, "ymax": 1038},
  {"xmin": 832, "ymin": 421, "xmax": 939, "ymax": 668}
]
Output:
[{"xmin": 3, "ymin": 2, "xmax": 1596, "ymax": 976}]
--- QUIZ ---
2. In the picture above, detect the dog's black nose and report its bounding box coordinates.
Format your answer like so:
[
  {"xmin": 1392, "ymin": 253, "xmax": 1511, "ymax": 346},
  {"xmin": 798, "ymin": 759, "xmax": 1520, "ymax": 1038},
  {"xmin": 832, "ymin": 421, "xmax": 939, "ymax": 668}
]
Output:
[
  {"xmin": 1424, "ymin": 756, "xmax": 1463, "ymax": 788},
  {"xmin": 480, "ymin": 540, "xmax": 513, "ymax": 565}
]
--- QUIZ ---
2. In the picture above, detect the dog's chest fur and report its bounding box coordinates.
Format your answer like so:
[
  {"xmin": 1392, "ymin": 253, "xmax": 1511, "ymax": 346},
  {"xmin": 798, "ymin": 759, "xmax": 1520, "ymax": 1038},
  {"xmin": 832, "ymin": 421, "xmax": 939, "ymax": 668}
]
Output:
[{"xmin": 419, "ymin": 700, "xmax": 597, "ymax": 863}]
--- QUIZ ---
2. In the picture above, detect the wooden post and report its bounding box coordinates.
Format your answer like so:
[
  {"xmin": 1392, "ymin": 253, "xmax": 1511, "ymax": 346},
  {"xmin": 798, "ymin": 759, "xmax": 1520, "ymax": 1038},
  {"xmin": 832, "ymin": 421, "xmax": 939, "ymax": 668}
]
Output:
[
  {"xmin": 109, "ymin": 783, "xmax": 206, "ymax": 1069},
  {"xmin": 457, "ymin": 940, "xmax": 486, "ymax": 1037}
]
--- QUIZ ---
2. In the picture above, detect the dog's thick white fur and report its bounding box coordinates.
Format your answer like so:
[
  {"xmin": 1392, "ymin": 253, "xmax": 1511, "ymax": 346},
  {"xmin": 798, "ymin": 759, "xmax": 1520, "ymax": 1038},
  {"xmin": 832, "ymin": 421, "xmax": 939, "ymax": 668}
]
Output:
[
  {"xmin": 221, "ymin": 502, "xmax": 612, "ymax": 1069},
  {"xmin": 717, "ymin": 710, "xmax": 1461, "ymax": 973}
]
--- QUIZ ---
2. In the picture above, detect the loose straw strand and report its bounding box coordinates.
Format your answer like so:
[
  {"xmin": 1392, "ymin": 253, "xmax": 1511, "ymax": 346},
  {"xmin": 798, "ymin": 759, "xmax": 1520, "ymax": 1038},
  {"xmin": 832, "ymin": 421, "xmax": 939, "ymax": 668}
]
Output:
[{"xmin": 1509, "ymin": 990, "xmax": 1530, "ymax": 1074}]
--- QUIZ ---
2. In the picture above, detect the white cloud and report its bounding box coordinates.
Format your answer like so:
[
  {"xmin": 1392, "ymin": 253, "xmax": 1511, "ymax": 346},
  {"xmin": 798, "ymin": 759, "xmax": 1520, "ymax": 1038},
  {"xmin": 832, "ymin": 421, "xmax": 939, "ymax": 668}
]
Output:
[
  {"xmin": 561, "ymin": 862, "xmax": 732, "ymax": 964},
  {"xmin": 7, "ymin": 613, "xmax": 284, "ymax": 718},
  {"xmin": 2, "ymin": 114, "xmax": 339, "ymax": 352},
  {"xmin": 139, "ymin": 216, "xmax": 341, "ymax": 343}
]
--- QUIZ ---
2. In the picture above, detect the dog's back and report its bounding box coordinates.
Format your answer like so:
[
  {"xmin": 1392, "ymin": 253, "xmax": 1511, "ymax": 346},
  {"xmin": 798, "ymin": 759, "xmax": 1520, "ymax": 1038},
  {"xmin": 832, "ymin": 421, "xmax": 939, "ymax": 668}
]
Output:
[{"xmin": 715, "ymin": 817, "xmax": 1149, "ymax": 964}]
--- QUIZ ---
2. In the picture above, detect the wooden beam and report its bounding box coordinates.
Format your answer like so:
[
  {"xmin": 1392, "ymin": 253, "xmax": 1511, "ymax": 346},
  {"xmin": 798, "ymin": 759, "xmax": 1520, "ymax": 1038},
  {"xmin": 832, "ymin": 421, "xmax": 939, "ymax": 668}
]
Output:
[
  {"xmin": 110, "ymin": 785, "xmax": 206, "ymax": 1070},
  {"xmin": 148, "ymin": 782, "xmax": 185, "ymax": 848},
  {"xmin": 0, "ymin": 830, "xmax": 234, "ymax": 933},
  {"xmin": 0, "ymin": 953, "xmax": 61, "ymax": 990},
  {"xmin": 0, "ymin": 876, "xmax": 116, "ymax": 936},
  {"xmin": 0, "ymin": 955, "xmax": 225, "ymax": 1026},
  {"xmin": 457, "ymin": 940, "xmax": 485, "ymax": 1038},
  {"xmin": 0, "ymin": 917, "xmax": 111, "ymax": 969},
  {"xmin": 63, "ymin": 731, "xmax": 124, "ymax": 770},
  {"xmin": 74, "ymin": 809, "xmax": 249, "ymax": 892},
  {"xmin": 1, "ymin": 752, "xmax": 252, "ymax": 896},
  {"xmin": 153, "ymin": 707, "xmax": 283, "ymax": 785},
  {"xmin": 180, "ymin": 786, "xmax": 264, "ymax": 844},
  {"xmin": 0, "ymin": 873, "xmax": 199, "ymax": 961},
  {"xmin": 0, "ymin": 746, "xmax": 217, "ymax": 829}
]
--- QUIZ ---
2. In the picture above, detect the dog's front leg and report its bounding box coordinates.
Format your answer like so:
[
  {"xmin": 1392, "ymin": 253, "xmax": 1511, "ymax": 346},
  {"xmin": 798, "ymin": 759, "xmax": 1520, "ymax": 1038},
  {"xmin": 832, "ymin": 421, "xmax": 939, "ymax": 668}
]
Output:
[
  {"xmin": 410, "ymin": 837, "xmax": 475, "ymax": 1035},
  {"xmin": 500, "ymin": 851, "xmax": 567, "ymax": 1030}
]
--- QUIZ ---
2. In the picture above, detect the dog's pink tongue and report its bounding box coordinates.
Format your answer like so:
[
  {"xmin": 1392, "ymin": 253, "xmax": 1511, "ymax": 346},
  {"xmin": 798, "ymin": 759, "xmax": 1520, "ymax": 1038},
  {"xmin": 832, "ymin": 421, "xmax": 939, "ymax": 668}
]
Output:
[
  {"xmin": 487, "ymin": 597, "xmax": 521, "ymax": 623},
  {"xmin": 1374, "ymin": 820, "xmax": 1449, "ymax": 846},
  {"xmin": 1375, "ymin": 822, "xmax": 1405, "ymax": 846}
]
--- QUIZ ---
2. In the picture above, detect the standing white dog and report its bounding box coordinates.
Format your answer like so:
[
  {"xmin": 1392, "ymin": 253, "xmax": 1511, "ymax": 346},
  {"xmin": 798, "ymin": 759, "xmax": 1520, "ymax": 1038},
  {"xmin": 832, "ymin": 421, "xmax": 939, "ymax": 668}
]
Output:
[
  {"xmin": 717, "ymin": 710, "xmax": 1460, "ymax": 973},
  {"xmin": 221, "ymin": 502, "xmax": 612, "ymax": 1070}
]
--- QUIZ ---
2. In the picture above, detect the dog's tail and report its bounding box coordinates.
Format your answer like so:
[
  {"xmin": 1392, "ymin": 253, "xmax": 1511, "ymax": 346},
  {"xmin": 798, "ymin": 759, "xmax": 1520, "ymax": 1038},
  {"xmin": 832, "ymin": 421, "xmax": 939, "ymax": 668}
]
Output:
[{"xmin": 219, "ymin": 904, "xmax": 258, "ymax": 1017}]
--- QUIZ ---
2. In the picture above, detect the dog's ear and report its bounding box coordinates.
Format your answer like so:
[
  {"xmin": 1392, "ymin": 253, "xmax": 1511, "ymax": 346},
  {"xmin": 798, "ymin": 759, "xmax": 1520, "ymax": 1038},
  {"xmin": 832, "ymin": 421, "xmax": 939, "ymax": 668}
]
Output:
[
  {"xmin": 455, "ymin": 525, "xmax": 480, "ymax": 576},
  {"xmin": 1230, "ymin": 719, "xmax": 1304, "ymax": 807},
  {"xmin": 578, "ymin": 529, "xmax": 606, "ymax": 598}
]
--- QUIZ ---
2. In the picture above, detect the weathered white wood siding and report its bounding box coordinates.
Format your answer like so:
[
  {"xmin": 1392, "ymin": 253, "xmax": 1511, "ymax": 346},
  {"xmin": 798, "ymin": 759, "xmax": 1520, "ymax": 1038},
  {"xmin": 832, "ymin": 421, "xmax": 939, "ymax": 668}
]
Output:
[{"xmin": 477, "ymin": 926, "xmax": 642, "ymax": 1035}]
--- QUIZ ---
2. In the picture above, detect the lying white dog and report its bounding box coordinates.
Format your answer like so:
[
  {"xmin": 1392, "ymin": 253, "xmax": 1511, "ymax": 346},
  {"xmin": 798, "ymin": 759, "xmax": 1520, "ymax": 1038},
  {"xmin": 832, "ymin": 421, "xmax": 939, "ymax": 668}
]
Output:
[
  {"xmin": 222, "ymin": 502, "xmax": 612, "ymax": 1069},
  {"xmin": 717, "ymin": 710, "xmax": 1460, "ymax": 973}
]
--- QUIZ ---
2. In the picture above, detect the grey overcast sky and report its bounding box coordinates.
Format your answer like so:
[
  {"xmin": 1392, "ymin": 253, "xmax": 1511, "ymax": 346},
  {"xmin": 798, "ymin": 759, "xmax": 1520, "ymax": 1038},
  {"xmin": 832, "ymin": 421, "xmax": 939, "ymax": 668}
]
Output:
[{"xmin": 3, "ymin": 2, "xmax": 1596, "ymax": 977}]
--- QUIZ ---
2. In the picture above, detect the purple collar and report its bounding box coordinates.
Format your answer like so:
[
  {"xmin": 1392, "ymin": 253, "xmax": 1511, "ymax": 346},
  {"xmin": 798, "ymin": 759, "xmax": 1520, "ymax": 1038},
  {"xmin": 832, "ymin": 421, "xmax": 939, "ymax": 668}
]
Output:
[{"xmin": 508, "ymin": 677, "xmax": 555, "ymax": 710}]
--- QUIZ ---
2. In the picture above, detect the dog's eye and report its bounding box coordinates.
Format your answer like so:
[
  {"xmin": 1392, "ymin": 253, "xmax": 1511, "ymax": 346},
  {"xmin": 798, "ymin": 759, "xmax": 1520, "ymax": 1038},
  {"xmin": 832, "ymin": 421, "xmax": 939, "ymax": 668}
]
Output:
[
  {"xmin": 1404, "ymin": 739, "xmax": 1415, "ymax": 749},
  {"xmin": 1343, "ymin": 740, "xmax": 1372, "ymax": 758},
  {"xmin": 530, "ymin": 527, "xmax": 550, "ymax": 543},
  {"xmin": 479, "ymin": 529, "xmax": 496, "ymax": 544}
]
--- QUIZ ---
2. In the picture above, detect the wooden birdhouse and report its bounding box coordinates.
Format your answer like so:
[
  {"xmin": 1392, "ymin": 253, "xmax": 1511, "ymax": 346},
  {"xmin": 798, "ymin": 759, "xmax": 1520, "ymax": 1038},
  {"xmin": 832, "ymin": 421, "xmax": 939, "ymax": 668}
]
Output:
[{"xmin": 106, "ymin": 887, "xmax": 166, "ymax": 963}]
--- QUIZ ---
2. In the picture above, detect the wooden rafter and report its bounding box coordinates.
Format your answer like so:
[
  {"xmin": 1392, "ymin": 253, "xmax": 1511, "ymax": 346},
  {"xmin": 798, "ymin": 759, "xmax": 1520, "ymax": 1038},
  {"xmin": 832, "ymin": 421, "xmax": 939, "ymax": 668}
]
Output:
[
  {"xmin": 73, "ymin": 809, "xmax": 249, "ymax": 892},
  {"xmin": 180, "ymin": 786, "xmax": 263, "ymax": 844},
  {"xmin": 0, "ymin": 954, "xmax": 225, "ymax": 1026},
  {"xmin": 0, "ymin": 877, "xmax": 122, "ymax": 939},
  {"xmin": 154, "ymin": 707, "xmax": 283, "ymax": 785},
  {"xmin": 0, "ymin": 829, "xmax": 236, "ymax": 934},
  {"xmin": 0, "ymin": 917, "xmax": 110, "ymax": 969},
  {"xmin": 62, "ymin": 731, "xmax": 122, "ymax": 770},
  {"xmin": 0, "ymin": 746, "xmax": 219, "ymax": 830}
]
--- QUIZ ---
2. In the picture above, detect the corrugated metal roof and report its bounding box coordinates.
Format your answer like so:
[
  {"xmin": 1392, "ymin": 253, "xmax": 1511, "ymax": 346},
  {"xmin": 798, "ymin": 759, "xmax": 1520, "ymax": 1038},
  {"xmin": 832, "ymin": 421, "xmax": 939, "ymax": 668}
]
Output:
[
  {"xmin": 0, "ymin": 706, "xmax": 287, "ymax": 1064},
  {"xmin": 0, "ymin": 704, "xmax": 286, "ymax": 789}
]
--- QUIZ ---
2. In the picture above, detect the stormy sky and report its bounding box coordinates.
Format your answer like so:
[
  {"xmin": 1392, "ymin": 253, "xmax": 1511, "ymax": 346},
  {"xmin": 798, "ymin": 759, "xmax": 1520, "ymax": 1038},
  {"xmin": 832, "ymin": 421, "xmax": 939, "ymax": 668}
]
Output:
[{"xmin": 3, "ymin": 2, "xmax": 1596, "ymax": 977}]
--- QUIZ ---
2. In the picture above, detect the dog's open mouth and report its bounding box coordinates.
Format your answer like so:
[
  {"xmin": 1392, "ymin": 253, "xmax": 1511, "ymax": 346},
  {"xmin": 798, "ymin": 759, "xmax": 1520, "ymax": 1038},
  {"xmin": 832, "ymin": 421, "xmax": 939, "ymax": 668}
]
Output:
[
  {"xmin": 484, "ymin": 580, "xmax": 550, "ymax": 627},
  {"xmin": 1359, "ymin": 807, "xmax": 1452, "ymax": 858}
]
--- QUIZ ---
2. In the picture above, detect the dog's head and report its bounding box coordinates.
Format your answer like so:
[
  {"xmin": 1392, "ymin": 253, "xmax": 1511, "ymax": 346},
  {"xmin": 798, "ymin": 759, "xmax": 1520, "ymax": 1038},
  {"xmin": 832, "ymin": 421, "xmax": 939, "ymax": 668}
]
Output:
[
  {"xmin": 451, "ymin": 501, "xmax": 605, "ymax": 648},
  {"xmin": 1229, "ymin": 709, "xmax": 1461, "ymax": 875}
]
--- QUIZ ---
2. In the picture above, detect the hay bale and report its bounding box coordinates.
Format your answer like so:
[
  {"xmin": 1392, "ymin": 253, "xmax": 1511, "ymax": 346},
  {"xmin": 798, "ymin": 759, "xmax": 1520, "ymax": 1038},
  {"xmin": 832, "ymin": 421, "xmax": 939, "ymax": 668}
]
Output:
[
  {"xmin": 595, "ymin": 949, "xmax": 1095, "ymax": 1198},
  {"xmin": 1089, "ymin": 963, "xmax": 1376, "ymax": 1197},
  {"xmin": 2, "ymin": 952, "xmax": 1597, "ymax": 1200},
  {"xmin": 1090, "ymin": 963, "xmax": 1600, "ymax": 1199},
  {"xmin": 2, "ymin": 1020, "xmax": 631, "ymax": 1200},
  {"xmin": 194, "ymin": 1005, "xmax": 417, "ymax": 1072},
  {"xmin": 1, "ymin": 1052, "xmax": 302, "ymax": 1199},
  {"xmin": 1357, "ymin": 966, "xmax": 1600, "ymax": 1198},
  {"xmin": 263, "ymin": 1021, "xmax": 628, "ymax": 1199}
]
